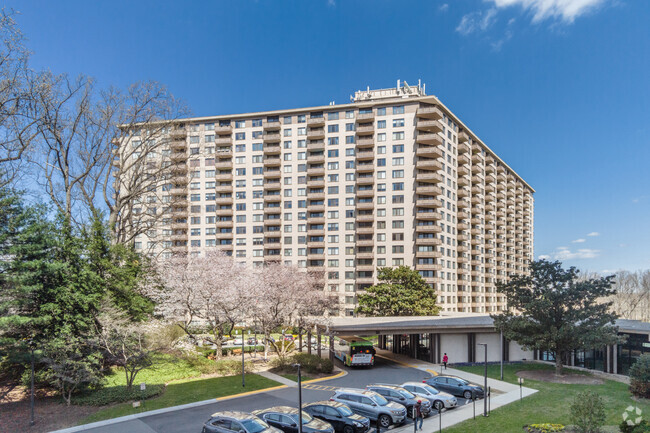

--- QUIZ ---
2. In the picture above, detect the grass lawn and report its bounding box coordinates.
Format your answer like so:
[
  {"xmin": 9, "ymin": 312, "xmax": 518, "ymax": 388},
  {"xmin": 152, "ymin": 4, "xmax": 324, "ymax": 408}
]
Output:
[
  {"xmin": 443, "ymin": 363, "xmax": 649, "ymax": 433},
  {"xmin": 81, "ymin": 373, "xmax": 280, "ymax": 425}
]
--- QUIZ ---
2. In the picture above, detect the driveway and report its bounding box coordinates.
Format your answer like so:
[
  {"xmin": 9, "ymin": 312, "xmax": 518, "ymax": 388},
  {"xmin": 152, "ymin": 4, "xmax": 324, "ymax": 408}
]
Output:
[{"xmin": 68, "ymin": 356, "xmax": 473, "ymax": 433}]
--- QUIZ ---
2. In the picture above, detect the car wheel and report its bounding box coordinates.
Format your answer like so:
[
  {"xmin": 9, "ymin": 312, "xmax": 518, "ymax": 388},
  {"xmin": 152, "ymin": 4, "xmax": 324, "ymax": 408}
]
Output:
[
  {"xmin": 378, "ymin": 414, "xmax": 391, "ymax": 428},
  {"xmin": 433, "ymin": 400, "xmax": 444, "ymax": 411},
  {"xmin": 343, "ymin": 426, "xmax": 354, "ymax": 433},
  {"xmin": 463, "ymin": 390, "xmax": 473, "ymax": 400}
]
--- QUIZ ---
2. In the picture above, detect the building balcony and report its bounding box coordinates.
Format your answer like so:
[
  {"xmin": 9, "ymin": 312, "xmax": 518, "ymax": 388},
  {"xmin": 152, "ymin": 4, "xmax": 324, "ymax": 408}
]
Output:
[
  {"xmin": 215, "ymin": 124, "xmax": 232, "ymax": 134},
  {"xmin": 416, "ymin": 263, "xmax": 442, "ymax": 271},
  {"xmin": 458, "ymin": 143, "xmax": 470, "ymax": 155},
  {"xmin": 216, "ymin": 208, "xmax": 233, "ymax": 216},
  {"xmin": 458, "ymin": 154, "xmax": 470, "ymax": 166},
  {"xmin": 263, "ymin": 133, "xmax": 281, "ymax": 143},
  {"xmin": 263, "ymin": 157, "xmax": 281, "ymax": 167},
  {"xmin": 356, "ymin": 201, "xmax": 374, "ymax": 210},
  {"xmin": 472, "ymin": 154, "xmax": 483, "ymax": 165},
  {"xmin": 416, "ymin": 119, "xmax": 444, "ymax": 133},
  {"xmin": 215, "ymin": 173, "xmax": 233, "ymax": 181},
  {"xmin": 416, "ymin": 146, "xmax": 443, "ymax": 158},
  {"xmin": 356, "ymin": 125, "xmax": 374, "ymax": 135},
  {"xmin": 308, "ymin": 117, "xmax": 325, "ymax": 126},
  {"xmin": 459, "ymin": 131, "xmax": 470, "ymax": 144},
  {"xmin": 216, "ymin": 150, "xmax": 233, "ymax": 159},
  {"xmin": 415, "ymin": 237, "xmax": 441, "ymax": 246},
  {"xmin": 356, "ymin": 227, "xmax": 374, "ymax": 236},
  {"xmin": 356, "ymin": 189, "xmax": 374, "ymax": 198},
  {"xmin": 216, "ymin": 197, "xmax": 233, "ymax": 205},
  {"xmin": 416, "ymin": 225, "xmax": 442, "ymax": 233},
  {"xmin": 216, "ymin": 232, "xmax": 233, "ymax": 239},
  {"xmin": 457, "ymin": 223, "xmax": 469, "ymax": 230},
  {"xmin": 416, "ymin": 133, "xmax": 444, "ymax": 146},
  {"xmin": 170, "ymin": 187, "xmax": 187, "ymax": 195},
  {"xmin": 215, "ymin": 185, "xmax": 232, "ymax": 193},
  {"xmin": 416, "ymin": 159, "xmax": 443, "ymax": 171},
  {"xmin": 356, "ymin": 150, "xmax": 374, "ymax": 160},
  {"xmin": 416, "ymin": 211, "xmax": 442, "ymax": 221},
  {"xmin": 356, "ymin": 251, "xmax": 374, "ymax": 259},
  {"xmin": 417, "ymin": 105, "xmax": 443, "ymax": 120},
  {"xmin": 215, "ymin": 161, "xmax": 233, "ymax": 170},
  {"xmin": 264, "ymin": 170, "xmax": 282, "ymax": 180},
  {"xmin": 308, "ymin": 192, "xmax": 325, "ymax": 200},
  {"xmin": 307, "ymin": 204, "xmax": 325, "ymax": 212},
  {"xmin": 264, "ymin": 182, "xmax": 282, "ymax": 191},
  {"xmin": 262, "ymin": 120, "xmax": 281, "ymax": 131},
  {"xmin": 216, "ymin": 220, "xmax": 234, "ymax": 228},
  {"xmin": 170, "ymin": 152, "xmax": 186, "ymax": 162},
  {"xmin": 356, "ymin": 137, "xmax": 374, "ymax": 148},
  {"xmin": 416, "ymin": 198, "xmax": 442, "ymax": 208},
  {"xmin": 416, "ymin": 250, "xmax": 442, "ymax": 258},
  {"xmin": 264, "ymin": 206, "xmax": 282, "ymax": 215},
  {"xmin": 264, "ymin": 144, "xmax": 281, "ymax": 154},
  {"xmin": 356, "ymin": 176, "xmax": 374, "ymax": 185},
  {"xmin": 306, "ymin": 179, "xmax": 325, "ymax": 188},
  {"xmin": 170, "ymin": 140, "xmax": 186, "ymax": 150},
  {"xmin": 356, "ymin": 112, "xmax": 375, "ymax": 122},
  {"xmin": 356, "ymin": 214, "xmax": 374, "ymax": 222},
  {"xmin": 212, "ymin": 136, "xmax": 231, "ymax": 145},
  {"xmin": 307, "ymin": 132, "xmax": 327, "ymax": 145},
  {"xmin": 357, "ymin": 239, "xmax": 374, "ymax": 247},
  {"xmin": 307, "ymin": 167, "xmax": 325, "ymax": 176},
  {"xmin": 417, "ymin": 172, "xmax": 443, "ymax": 183},
  {"xmin": 169, "ymin": 129, "xmax": 187, "ymax": 140},
  {"xmin": 355, "ymin": 163, "xmax": 374, "ymax": 173},
  {"xmin": 356, "ymin": 277, "xmax": 374, "ymax": 284},
  {"xmin": 264, "ymin": 218, "xmax": 282, "ymax": 226},
  {"xmin": 356, "ymin": 264, "xmax": 374, "ymax": 272},
  {"xmin": 307, "ymin": 154, "xmax": 325, "ymax": 164},
  {"xmin": 458, "ymin": 176, "xmax": 470, "ymax": 187},
  {"xmin": 416, "ymin": 185, "xmax": 442, "ymax": 196}
]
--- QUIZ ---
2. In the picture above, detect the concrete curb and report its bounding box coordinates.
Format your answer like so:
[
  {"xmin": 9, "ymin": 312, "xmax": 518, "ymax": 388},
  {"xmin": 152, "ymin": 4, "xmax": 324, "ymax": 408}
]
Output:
[{"xmin": 50, "ymin": 383, "xmax": 289, "ymax": 433}]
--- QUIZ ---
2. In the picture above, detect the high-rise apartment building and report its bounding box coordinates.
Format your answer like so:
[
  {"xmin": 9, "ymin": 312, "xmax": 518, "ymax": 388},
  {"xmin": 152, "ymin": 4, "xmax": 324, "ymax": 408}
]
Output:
[{"xmin": 126, "ymin": 81, "xmax": 534, "ymax": 316}]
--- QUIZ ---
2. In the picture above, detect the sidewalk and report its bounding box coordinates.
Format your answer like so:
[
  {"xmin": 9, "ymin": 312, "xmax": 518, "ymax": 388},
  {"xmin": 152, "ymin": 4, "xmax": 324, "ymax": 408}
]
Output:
[{"xmin": 375, "ymin": 349, "xmax": 538, "ymax": 432}]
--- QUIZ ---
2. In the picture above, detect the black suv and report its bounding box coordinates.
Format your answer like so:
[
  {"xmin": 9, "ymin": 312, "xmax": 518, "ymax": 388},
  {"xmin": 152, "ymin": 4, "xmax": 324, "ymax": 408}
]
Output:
[
  {"xmin": 424, "ymin": 375, "xmax": 484, "ymax": 400},
  {"xmin": 303, "ymin": 401, "xmax": 371, "ymax": 433},
  {"xmin": 253, "ymin": 406, "xmax": 334, "ymax": 433},
  {"xmin": 202, "ymin": 411, "xmax": 281, "ymax": 433}
]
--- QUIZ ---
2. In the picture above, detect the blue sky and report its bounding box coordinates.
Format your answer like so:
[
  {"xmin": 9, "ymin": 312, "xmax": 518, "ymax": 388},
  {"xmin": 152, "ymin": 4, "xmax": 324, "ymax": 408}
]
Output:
[{"xmin": 11, "ymin": 0, "xmax": 650, "ymax": 273}]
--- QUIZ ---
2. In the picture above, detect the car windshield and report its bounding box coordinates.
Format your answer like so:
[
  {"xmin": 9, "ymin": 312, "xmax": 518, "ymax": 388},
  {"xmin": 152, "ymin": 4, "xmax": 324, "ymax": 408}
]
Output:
[
  {"xmin": 290, "ymin": 412, "xmax": 313, "ymax": 424},
  {"xmin": 399, "ymin": 389, "xmax": 416, "ymax": 399},
  {"xmin": 241, "ymin": 419, "xmax": 269, "ymax": 433},
  {"xmin": 337, "ymin": 406, "xmax": 353, "ymax": 416},
  {"xmin": 421, "ymin": 384, "xmax": 439, "ymax": 395},
  {"xmin": 372, "ymin": 394, "xmax": 390, "ymax": 406},
  {"xmin": 456, "ymin": 378, "xmax": 469, "ymax": 386}
]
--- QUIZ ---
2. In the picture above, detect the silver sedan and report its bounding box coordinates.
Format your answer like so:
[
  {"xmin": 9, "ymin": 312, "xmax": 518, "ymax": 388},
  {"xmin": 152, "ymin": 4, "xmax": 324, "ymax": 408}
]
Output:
[{"xmin": 400, "ymin": 382, "xmax": 458, "ymax": 411}]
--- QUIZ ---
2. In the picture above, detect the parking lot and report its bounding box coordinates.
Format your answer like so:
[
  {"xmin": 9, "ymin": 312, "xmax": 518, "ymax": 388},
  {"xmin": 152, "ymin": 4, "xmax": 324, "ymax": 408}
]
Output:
[{"xmin": 76, "ymin": 356, "xmax": 482, "ymax": 433}]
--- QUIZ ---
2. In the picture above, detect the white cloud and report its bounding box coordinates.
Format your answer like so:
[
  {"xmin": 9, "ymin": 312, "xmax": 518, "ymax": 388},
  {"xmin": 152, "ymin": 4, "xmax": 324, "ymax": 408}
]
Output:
[
  {"xmin": 538, "ymin": 254, "xmax": 551, "ymax": 260},
  {"xmin": 553, "ymin": 247, "xmax": 600, "ymax": 260},
  {"xmin": 439, "ymin": 3, "xmax": 449, "ymax": 12},
  {"xmin": 327, "ymin": 0, "xmax": 336, "ymax": 7},
  {"xmin": 489, "ymin": 0, "xmax": 608, "ymax": 23},
  {"xmin": 456, "ymin": 8, "xmax": 498, "ymax": 35},
  {"xmin": 491, "ymin": 28, "xmax": 513, "ymax": 51},
  {"xmin": 571, "ymin": 238, "xmax": 586, "ymax": 243},
  {"xmin": 587, "ymin": 232, "xmax": 600, "ymax": 237}
]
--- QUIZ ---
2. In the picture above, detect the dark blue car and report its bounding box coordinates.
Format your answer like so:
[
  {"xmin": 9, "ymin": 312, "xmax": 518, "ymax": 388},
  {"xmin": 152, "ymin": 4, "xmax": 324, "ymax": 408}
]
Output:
[{"xmin": 424, "ymin": 375, "xmax": 484, "ymax": 400}]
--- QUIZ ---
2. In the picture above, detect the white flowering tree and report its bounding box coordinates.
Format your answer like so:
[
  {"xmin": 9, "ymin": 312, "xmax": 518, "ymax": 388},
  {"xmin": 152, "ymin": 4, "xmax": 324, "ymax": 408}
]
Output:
[{"xmin": 150, "ymin": 249, "xmax": 248, "ymax": 359}]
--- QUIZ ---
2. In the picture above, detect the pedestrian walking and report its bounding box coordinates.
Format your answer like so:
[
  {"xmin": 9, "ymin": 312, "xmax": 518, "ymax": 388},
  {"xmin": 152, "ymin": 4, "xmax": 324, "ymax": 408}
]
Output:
[
  {"xmin": 442, "ymin": 353, "xmax": 448, "ymax": 369},
  {"xmin": 414, "ymin": 400, "xmax": 424, "ymax": 431}
]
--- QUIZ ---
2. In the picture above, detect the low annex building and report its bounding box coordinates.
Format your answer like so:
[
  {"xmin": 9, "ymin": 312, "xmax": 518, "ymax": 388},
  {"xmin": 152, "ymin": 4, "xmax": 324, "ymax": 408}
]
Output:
[{"xmin": 316, "ymin": 313, "xmax": 650, "ymax": 376}]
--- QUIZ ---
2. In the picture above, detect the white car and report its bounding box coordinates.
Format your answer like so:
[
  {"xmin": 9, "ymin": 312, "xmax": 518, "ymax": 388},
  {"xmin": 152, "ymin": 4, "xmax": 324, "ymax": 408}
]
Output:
[{"xmin": 400, "ymin": 382, "xmax": 458, "ymax": 411}]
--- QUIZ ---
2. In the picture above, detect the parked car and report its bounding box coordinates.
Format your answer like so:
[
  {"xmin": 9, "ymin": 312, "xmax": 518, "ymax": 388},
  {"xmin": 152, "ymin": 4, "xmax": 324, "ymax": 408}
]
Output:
[
  {"xmin": 252, "ymin": 406, "xmax": 334, "ymax": 433},
  {"xmin": 329, "ymin": 388, "xmax": 407, "ymax": 429},
  {"xmin": 283, "ymin": 335, "xmax": 295, "ymax": 341},
  {"xmin": 247, "ymin": 337, "xmax": 259, "ymax": 345},
  {"xmin": 232, "ymin": 338, "xmax": 244, "ymax": 346},
  {"xmin": 202, "ymin": 411, "xmax": 281, "ymax": 433},
  {"xmin": 365, "ymin": 384, "xmax": 432, "ymax": 417},
  {"xmin": 303, "ymin": 400, "xmax": 371, "ymax": 433},
  {"xmin": 400, "ymin": 381, "xmax": 458, "ymax": 411},
  {"xmin": 424, "ymin": 375, "xmax": 484, "ymax": 400}
]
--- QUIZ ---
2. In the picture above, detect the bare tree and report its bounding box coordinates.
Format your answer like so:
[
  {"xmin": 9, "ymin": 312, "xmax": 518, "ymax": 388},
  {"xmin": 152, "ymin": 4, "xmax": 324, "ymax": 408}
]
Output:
[
  {"xmin": 611, "ymin": 270, "xmax": 650, "ymax": 321},
  {"xmin": 0, "ymin": 10, "xmax": 42, "ymax": 186},
  {"xmin": 30, "ymin": 73, "xmax": 188, "ymax": 231},
  {"xmin": 93, "ymin": 306, "xmax": 155, "ymax": 391},
  {"xmin": 150, "ymin": 249, "xmax": 249, "ymax": 359}
]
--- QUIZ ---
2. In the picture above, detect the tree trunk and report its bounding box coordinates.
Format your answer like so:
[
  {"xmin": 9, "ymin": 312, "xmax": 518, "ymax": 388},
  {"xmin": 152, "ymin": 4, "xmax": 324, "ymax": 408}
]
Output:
[{"xmin": 555, "ymin": 352, "xmax": 564, "ymax": 376}]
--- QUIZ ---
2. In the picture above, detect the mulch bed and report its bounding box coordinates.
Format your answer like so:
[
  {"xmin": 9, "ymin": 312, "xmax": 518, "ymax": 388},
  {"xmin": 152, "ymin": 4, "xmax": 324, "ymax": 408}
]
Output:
[
  {"xmin": 516, "ymin": 370, "xmax": 604, "ymax": 385},
  {"xmin": 0, "ymin": 388, "xmax": 100, "ymax": 433}
]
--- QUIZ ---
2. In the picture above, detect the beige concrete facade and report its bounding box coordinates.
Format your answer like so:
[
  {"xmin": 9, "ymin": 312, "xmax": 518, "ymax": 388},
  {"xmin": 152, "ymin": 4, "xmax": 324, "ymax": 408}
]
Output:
[{"xmin": 127, "ymin": 83, "xmax": 534, "ymax": 316}]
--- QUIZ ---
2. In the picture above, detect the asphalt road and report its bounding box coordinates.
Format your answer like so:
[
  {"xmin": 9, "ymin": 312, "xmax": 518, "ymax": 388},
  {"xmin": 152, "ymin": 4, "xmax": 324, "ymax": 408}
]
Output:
[{"xmin": 80, "ymin": 357, "xmax": 474, "ymax": 433}]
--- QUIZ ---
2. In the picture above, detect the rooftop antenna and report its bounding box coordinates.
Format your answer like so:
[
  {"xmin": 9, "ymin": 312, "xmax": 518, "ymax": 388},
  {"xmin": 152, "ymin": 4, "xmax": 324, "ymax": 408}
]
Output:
[{"xmin": 397, "ymin": 79, "xmax": 401, "ymax": 91}]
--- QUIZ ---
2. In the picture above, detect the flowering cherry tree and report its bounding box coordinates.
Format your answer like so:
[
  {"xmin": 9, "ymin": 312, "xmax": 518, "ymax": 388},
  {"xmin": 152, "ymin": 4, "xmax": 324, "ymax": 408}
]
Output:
[{"xmin": 150, "ymin": 249, "xmax": 248, "ymax": 359}]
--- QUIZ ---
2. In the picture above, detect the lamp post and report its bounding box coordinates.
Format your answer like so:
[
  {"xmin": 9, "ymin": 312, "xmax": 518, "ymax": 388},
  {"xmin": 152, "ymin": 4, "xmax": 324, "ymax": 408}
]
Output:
[
  {"xmin": 240, "ymin": 329, "xmax": 245, "ymax": 388},
  {"xmin": 29, "ymin": 339, "xmax": 35, "ymax": 427},
  {"xmin": 292, "ymin": 363, "xmax": 303, "ymax": 433},
  {"xmin": 477, "ymin": 343, "xmax": 488, "ymax": 417}
]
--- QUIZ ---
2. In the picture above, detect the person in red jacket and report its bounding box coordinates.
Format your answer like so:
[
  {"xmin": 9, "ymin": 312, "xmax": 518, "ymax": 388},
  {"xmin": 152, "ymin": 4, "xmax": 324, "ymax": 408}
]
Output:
[
  {"xmin": 442, "ymin": 353, "xmax": 448, "ymax": 369},
  {"xmin": 414, "ymin": 400, "xmax": 424, "ymax": 431}
]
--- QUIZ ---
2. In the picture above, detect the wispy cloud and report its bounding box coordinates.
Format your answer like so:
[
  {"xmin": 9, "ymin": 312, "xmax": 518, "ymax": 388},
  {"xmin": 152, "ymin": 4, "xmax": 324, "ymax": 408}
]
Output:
[
  {"xmin": 456, "ymin": 8, "xmax": 498, "ymax": 35},
  {"xmin": 439, "ymin": 3, "xmax": 449, "ymax": 12},
  {"xmin": 327, "ymin": 0, "xmax": 336, "ymax": 7},
  {"xmin": 554, "ymin": 246, "xmax": 600, "ymax": 260},
  {"xmin": 571, "ymin": 238, "xmax": 586, "ymax": 243},
  {"xmin": 587, "ymin": 232, "xmax": 600, "ymax": 237},
  {"xmin": 489, "ymin": 0, "xmax": 609, "ymax": 24}
]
